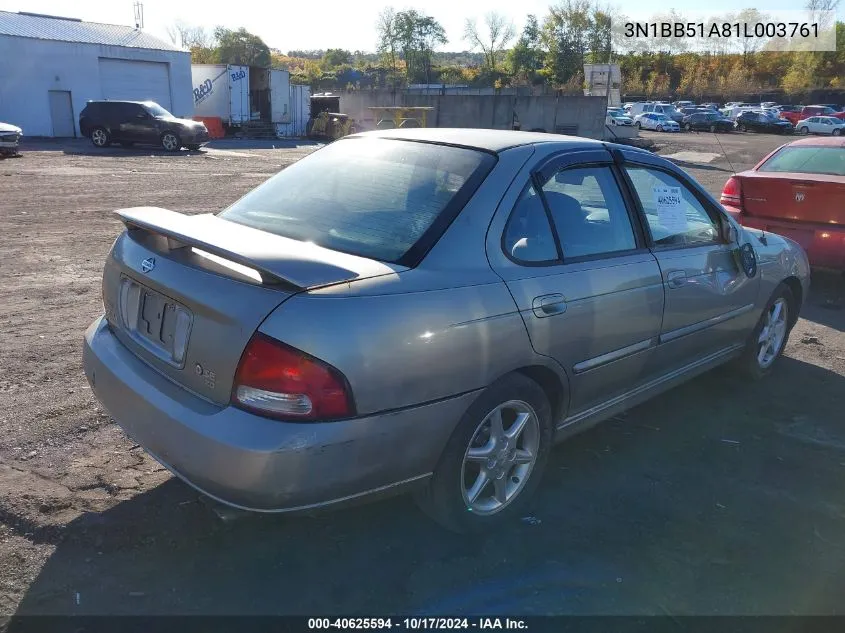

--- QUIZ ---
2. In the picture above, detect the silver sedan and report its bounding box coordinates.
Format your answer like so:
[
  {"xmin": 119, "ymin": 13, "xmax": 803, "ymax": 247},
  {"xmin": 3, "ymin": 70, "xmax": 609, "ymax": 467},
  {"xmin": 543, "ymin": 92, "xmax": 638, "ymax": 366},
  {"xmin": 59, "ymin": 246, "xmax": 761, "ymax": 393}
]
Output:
[{"xmin": 83, "ymin": 129, "xmax": 810, "ymax": 532}]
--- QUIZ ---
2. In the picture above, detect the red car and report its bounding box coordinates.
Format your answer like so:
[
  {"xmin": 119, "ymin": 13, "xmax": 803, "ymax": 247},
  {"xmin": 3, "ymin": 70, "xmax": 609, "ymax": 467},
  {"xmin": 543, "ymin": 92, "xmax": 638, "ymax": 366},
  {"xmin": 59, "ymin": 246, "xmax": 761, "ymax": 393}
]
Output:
[
  {"xmin": 720, "ymin": 137, "xmax": 845, "ymax": 271},
  {"xmin": 780, "ymin": 105, "xmax": 845, "ymax": 126}
]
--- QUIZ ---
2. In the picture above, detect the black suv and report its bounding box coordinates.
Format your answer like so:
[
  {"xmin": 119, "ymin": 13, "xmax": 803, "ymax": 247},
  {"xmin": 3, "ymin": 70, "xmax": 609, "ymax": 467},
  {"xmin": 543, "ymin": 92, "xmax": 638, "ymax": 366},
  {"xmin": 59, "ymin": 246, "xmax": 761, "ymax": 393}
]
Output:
[{"xmin": 79, "ymin": 100, "xmax": 209, "ymax": 151}]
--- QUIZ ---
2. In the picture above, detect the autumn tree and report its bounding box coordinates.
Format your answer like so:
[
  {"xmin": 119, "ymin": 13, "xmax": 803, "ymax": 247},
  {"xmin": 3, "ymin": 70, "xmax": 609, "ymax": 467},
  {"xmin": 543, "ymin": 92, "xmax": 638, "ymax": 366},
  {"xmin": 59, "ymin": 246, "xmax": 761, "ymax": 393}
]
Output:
[{"xmin": 464, "ymin": 12, "xmax": 516, "ymax": 71}]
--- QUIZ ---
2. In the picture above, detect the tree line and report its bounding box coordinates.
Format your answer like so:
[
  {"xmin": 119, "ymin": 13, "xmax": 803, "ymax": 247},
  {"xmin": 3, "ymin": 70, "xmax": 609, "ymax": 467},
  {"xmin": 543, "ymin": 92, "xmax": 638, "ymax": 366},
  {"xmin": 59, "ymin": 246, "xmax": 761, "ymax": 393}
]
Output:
[{"xmin": 170, "ymin": 0, "xmax": 844, "ymax": 100}]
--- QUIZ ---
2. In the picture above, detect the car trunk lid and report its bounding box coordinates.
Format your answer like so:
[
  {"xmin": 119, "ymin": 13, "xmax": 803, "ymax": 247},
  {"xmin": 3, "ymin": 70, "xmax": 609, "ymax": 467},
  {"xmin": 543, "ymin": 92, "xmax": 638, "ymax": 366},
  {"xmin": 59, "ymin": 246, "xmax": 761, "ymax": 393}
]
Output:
[
  {"xmin": 737, "ymin": 172, "xmax": 845, "ymax": 228},
  {"xmin": 103, "ymin": 207, "xmax": 405, "ymax": 405}
]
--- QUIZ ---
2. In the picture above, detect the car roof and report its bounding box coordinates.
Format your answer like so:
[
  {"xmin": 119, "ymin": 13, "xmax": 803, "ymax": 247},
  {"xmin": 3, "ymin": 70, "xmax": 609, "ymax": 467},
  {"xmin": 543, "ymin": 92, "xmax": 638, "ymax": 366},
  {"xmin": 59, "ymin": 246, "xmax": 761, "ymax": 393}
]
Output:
[
  {"xmin": 86, "ymin": 100, "xmax": 157, "ymax": 106},
  {"xmin": 785, "ymin": 136, "xmax": 845, "ymax": 148},
  {"xmin": 350, "ymin": 128, "xmax": 605, "ymax": 153}
]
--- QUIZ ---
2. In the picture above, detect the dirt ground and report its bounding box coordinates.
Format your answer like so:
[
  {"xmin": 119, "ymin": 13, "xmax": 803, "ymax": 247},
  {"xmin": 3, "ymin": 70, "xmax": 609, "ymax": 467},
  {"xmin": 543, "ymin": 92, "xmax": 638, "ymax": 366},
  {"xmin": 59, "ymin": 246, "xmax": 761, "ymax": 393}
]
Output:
[{"xmin": 0, "ymin": 133, "xmax": 844, "ymax": 617}]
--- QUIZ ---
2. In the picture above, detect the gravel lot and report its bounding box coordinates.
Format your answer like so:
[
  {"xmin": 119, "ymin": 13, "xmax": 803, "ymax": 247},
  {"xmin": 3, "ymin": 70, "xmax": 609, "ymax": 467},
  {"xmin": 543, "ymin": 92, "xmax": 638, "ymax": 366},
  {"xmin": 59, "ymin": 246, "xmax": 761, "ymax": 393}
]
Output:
[{"xmin": 1, "ymin": 132, "xmax": 843, "ymax": 617}]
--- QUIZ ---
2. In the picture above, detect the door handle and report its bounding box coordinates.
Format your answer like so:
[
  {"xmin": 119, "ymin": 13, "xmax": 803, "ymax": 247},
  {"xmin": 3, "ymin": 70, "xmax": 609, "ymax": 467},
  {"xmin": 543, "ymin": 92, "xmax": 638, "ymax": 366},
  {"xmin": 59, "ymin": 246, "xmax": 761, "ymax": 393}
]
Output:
[
  {"xmin": 666, "ymin": 270, "xmax": 686, "ymax": 289},
  {"xmin": 532, "ymin": 294, "xmax": 567, "ymax": 318}
]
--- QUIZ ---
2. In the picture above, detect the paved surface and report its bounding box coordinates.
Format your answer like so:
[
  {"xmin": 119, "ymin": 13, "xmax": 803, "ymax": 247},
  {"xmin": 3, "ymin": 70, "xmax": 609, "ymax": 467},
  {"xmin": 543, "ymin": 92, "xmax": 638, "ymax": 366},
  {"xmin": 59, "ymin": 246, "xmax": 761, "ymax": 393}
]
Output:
[{"xmin": 0, "ymin": 135, "xmax": 843, "ymax": 616}]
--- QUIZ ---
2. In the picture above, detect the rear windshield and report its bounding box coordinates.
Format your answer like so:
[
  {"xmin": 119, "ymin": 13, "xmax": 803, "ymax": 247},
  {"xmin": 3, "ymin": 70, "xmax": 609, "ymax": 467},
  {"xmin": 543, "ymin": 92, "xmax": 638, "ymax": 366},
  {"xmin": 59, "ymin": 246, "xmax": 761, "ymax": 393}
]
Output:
[
  {"xmin": 219, "ymin": 138, "xmax": 495, "ymax": 263},
  {"xmin": 759, "ymin": 146, "xmax": 845, "ymax": 177}
]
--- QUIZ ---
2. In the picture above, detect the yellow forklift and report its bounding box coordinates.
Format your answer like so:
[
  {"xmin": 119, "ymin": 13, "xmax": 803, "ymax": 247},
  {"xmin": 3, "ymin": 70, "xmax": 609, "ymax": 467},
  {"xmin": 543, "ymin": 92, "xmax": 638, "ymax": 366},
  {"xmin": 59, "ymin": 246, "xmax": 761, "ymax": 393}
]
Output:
[{"xmin": 306, "ymin": 93, "xmax": 357, "ymax": 141}]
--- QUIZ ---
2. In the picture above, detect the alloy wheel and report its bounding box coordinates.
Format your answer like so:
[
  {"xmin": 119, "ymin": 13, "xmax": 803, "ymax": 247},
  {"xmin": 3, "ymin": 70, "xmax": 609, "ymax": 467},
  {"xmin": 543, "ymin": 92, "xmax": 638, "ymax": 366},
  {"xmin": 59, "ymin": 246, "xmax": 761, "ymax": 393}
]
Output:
[
  {"xmin": 92, "ymin": 129, "xmax": 107, "ymax": 147},
  {"xmin": 757, "ymin": 298, "xmax": 788, "ymax": 369},
  {"xmin": 162, "ymin": 133, "xmax": 180, "ymax": 151},
  {"xmin": 460, "ymin": 400, "xmax": 540, "ymax": 516}
]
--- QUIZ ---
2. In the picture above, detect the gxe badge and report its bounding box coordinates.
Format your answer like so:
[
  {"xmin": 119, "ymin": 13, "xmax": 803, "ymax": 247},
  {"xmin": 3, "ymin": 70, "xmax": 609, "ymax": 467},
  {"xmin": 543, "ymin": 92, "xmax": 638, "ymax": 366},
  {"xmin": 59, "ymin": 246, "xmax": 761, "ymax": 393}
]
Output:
[{"xmin": 140, "ymin": 257, "xmax": 156, "ymax": 273}]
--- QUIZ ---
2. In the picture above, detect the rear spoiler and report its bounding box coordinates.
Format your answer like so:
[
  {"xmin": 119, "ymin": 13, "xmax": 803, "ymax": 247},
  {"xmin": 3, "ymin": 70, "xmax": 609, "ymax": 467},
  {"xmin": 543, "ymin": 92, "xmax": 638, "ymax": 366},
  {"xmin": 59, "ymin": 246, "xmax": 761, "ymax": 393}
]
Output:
[{"xmin": 116, "ymin": 207, "xmax": 404, "ymax": 289}]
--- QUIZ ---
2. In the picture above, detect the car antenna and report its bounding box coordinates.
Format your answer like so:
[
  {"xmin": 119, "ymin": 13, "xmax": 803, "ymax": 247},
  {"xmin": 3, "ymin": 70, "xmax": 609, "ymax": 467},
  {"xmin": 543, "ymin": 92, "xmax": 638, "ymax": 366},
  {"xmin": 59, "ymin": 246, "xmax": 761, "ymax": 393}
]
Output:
[{"xmin": 712, "ymin": 131, "xmax": 736, "ymax": 174}]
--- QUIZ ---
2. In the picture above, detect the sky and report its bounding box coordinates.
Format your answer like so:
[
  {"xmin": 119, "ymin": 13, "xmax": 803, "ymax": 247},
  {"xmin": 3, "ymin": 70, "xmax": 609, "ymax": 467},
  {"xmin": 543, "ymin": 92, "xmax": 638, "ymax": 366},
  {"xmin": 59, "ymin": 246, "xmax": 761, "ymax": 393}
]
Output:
[{"xmin": 0, "ymin": 0, "xmax": 840, "ymax": 52}]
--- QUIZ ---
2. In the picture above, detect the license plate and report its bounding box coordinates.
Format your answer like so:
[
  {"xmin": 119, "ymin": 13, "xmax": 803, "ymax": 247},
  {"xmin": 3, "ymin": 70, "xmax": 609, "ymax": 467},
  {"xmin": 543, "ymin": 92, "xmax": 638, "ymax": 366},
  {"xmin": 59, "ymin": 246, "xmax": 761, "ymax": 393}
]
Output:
[{"xmin": 119, "ymin": 277, "xmax": 192, "ymax": 366}]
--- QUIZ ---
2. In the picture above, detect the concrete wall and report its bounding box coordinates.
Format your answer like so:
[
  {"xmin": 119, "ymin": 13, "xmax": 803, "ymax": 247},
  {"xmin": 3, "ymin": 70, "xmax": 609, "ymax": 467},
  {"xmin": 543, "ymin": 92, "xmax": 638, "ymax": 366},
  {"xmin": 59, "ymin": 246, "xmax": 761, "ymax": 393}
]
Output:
[
  {"xmin": 0, "ymin": 35, "xmax": 193, "ymax": 137},
  {"xmin": 340, "ymin": 91, "xmax": 607, "ymax": 140}
]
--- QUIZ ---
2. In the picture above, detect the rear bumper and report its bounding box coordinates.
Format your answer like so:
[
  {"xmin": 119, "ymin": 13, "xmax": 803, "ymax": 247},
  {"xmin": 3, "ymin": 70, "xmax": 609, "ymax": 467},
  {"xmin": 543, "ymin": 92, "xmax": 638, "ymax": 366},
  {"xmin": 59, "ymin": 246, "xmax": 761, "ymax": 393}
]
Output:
[
  {"xmin": 729, "ymin": 211, "xmax": 845, "ymax": 271},
  {"xmin": 83, "ymin": 316, "xmax": 476, "ymax": 512}
]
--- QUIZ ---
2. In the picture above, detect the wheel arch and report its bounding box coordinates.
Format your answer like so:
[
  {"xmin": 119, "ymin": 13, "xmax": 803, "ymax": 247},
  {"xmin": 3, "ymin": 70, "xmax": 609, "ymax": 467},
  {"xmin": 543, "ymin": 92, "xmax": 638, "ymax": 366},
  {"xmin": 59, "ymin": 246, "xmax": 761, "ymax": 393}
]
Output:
[
  {"xmin": 511, "ymin": 364, "xmax": 569, "ymax": 426},
  {"xmin": 782, "ymin": 276, "xmax": 803, "ymax": 328}
]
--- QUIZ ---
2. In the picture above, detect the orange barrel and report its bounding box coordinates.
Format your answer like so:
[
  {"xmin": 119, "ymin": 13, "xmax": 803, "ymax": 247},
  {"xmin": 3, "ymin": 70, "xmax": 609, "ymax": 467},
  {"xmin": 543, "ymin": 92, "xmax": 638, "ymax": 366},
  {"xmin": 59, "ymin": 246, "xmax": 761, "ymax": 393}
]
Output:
[{"xmin": 193, "ymin": 116, "xmax": 225, "ymax": 139}]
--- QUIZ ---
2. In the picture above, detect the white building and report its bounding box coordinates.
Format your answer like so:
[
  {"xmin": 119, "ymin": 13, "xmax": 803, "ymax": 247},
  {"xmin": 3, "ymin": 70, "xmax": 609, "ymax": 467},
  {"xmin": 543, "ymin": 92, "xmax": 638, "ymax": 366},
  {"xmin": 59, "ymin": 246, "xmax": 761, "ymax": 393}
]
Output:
[{"xmin": 0, "ymin": 11, "xmax": 193, "ymax": 137}]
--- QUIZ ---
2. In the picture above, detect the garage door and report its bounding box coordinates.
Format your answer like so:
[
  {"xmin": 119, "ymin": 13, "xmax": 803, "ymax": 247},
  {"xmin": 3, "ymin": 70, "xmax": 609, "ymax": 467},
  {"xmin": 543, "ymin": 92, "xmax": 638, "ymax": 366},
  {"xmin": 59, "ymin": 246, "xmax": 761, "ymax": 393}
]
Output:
[{"xmin": 99, "ymin": 58, "xmax": 172, "ymax": 112}]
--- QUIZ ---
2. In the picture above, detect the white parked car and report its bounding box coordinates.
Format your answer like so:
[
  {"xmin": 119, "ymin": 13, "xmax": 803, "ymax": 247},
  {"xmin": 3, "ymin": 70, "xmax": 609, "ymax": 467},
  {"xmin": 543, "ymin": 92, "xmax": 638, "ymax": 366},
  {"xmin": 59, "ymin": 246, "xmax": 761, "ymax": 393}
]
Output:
[
  {"xmin": 606, "ymin": 109, "xmax": 634, "ymax": 126},
  {"xmin": 795, "ymin": 116, "xmax": 845, "ymax": 136},
  {"xmin": 634, "ymin": 113, "xmax": 680, "ymax": 132},
  {"xmin": 0, "ymin": 122, "xmax": 22, "ymax": 157}
]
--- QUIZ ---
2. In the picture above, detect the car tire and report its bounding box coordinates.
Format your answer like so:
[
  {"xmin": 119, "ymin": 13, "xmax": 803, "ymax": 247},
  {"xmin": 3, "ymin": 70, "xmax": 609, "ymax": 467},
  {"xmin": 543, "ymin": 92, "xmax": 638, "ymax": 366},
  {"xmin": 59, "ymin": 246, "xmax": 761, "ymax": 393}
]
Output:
[
  {"xmin": 685, "ymin": 123, "xmax": 692, "ymax": 131},
  {"xmin": 709, "ymin": 124, "xmax": 716, "ymax": 133},
  {"xmin": 656, "ymin": 124, "xmax": 663, "ymax": 132},
  {"xmin": 739, "ymin": 124, "xmax": 747, "ymax": 132},
  {"xmin": 799, "ymin": 126, "xmax": 809, "ymax": 135},
  {"xmin": 734, "ymin": 283, "xmax": 795, "ymax": 380},
  {"xmin": 415, "ymin": 373, "xmax": 554, "ymax": 533},
  {"xmin": 161, "ymin": 132, "xmax": 181, "ymax": 152},
  {"xmin": 90, "ymin": 127, "xmax": 110, "ymax": 148},
  {"xmin": 833, "ymin": 129, "xmax": 841, "ymax": 136},
  {"xmin": 635, "ymin": 121, "xmax": 641, "ymax": 129}
]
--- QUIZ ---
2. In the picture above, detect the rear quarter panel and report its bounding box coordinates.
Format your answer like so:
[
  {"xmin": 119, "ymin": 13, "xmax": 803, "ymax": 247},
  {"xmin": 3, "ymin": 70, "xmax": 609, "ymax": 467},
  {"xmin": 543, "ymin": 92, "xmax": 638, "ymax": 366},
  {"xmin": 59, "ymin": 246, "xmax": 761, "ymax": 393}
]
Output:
[{"xmin": 258, "ymin": 144, "xmax": 570, "ymax": 417}]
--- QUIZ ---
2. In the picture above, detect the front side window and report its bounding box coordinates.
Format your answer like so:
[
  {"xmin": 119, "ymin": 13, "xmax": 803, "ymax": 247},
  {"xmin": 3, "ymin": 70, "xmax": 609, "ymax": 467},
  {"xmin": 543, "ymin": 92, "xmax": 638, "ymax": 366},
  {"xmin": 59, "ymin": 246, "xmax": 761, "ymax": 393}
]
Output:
[
  {"xmin": 624, "ymin": 167, "xmax": 720, "ymax": 247},
  {"xmin": 220, "ymin": 138, "xmax": 494, "ymax": 263},
  {"xmin": 541, "ymin": 166, "xmax": 637, "ymax": 259},
  {"xmin": 144, "ymin": 102, "xmax": 174, "ymax": 118}
]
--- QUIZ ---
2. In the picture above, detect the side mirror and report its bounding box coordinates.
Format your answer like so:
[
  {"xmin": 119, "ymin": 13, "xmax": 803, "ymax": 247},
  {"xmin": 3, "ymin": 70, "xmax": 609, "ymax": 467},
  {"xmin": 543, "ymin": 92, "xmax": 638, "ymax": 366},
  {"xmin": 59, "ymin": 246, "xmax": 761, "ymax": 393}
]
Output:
[{"xmin": 722, "ymin": 222, "xmax": 739, "ymax": 244}]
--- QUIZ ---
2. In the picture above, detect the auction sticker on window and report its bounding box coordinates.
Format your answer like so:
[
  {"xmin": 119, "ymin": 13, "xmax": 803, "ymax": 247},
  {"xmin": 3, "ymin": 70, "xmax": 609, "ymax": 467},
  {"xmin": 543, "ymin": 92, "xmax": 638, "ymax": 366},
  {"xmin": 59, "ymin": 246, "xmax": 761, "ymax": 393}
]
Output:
[{"xmin": 653, "ymin": 186, "xmax": 687, "ymax": 234}]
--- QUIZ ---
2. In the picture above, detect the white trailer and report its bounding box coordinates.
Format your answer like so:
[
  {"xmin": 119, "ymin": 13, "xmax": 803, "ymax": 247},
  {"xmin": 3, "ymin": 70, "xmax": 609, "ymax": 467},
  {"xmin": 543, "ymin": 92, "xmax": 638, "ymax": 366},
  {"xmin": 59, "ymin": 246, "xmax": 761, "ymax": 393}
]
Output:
[
  {"xmin": 191, "ymin": 64, "xmax": 250, "ymax": 125},
  {"xmin": 269, "ymin": 69, "xmax": 290, "ymax": 124}
]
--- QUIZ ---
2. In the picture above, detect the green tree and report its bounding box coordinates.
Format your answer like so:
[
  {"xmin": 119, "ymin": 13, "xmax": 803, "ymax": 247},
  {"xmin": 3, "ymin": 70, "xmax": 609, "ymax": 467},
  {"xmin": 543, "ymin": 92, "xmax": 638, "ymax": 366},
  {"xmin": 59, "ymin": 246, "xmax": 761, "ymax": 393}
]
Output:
[
  {"xmin": 214, "ymin": 27, "xmax": 271, "ymax": 67},
  {"xmin": 392, "ymin": 9, "xmax": 448, "ymax": 83},
  {"xmin": 508, "ymin": 15, "xmax": 543, "ymax": 83},
  {"xmin": 322, "ymin": 48, "xmax": 352, "ymax": 68},
  {"xmin": 542, "ymin": 0, "xmax": 592, "ymax": 86}
]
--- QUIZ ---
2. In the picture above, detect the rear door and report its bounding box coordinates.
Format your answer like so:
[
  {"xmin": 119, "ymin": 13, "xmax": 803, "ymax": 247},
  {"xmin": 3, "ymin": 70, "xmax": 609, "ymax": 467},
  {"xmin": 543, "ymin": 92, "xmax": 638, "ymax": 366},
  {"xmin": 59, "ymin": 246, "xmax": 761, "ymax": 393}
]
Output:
[
  {"xmin": 620, "ymin": 153, "xmax": 760, "ymax": 370},
  {"xmin": 487, "ymin": 148, "xmax": 665, "ymax": 417}
]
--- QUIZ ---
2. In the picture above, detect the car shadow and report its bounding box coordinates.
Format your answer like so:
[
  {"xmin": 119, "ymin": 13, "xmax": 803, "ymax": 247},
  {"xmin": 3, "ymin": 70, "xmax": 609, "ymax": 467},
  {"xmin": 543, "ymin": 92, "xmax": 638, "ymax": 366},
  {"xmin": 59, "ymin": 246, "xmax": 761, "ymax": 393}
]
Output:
[
  {"xmin": 804, "ymin": 270, "xmax": 845, "ymax": 331},
  {"xmin": 8, "ymin": 356, "xmax": 845, "ymax": 618}
]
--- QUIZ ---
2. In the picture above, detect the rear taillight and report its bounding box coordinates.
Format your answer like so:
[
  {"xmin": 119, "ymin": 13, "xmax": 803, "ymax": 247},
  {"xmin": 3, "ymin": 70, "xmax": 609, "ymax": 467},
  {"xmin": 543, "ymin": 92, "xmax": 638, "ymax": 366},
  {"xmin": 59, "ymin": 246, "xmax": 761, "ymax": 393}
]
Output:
[
  {"xmin": 720, "ymin": 176, "xmax": 744, "ymax": 215},
  {"xmin": 232, "ymin": 333, "xmax": 354, "ymax": 421}
]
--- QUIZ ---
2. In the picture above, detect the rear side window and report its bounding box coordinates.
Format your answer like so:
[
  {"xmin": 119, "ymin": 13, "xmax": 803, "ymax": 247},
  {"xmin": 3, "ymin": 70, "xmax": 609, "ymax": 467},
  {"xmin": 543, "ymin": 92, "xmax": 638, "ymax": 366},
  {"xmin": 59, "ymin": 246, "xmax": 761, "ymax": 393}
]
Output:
[
  {"xmin": 503, "ymin": 184, "xmax": 558, "ymax": 263},
  {"xmin": 219, "ymin": 138, "xmax": 495, "ymax": 264},
  {"xmin": 758, "ymin": 146, "xmax": 845, "ymax": 176}
]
